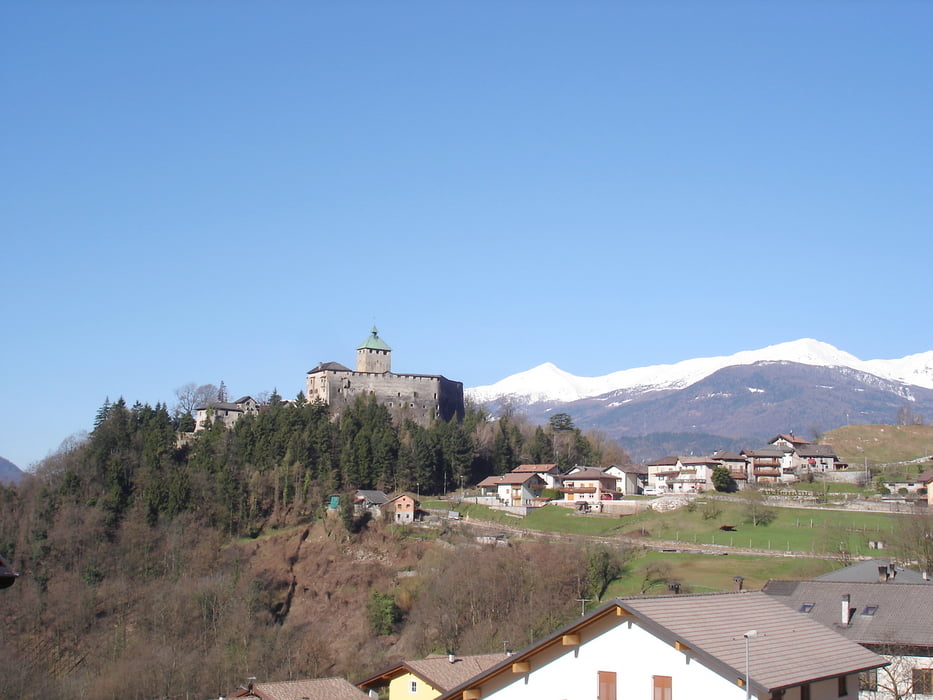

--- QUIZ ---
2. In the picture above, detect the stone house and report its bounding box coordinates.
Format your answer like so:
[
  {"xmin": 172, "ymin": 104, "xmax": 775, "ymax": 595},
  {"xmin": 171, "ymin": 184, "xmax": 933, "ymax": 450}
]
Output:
[
  {"xmin": 306, "ymin": 328, "xmax": 464, "ymax": 426},
  {"xmin": 437, "ymin": 591, "xmax": 885, "ymax": 700},
  {"xmin": 194, "ymin": 395, "xmax": 261, "ymax": 431}
]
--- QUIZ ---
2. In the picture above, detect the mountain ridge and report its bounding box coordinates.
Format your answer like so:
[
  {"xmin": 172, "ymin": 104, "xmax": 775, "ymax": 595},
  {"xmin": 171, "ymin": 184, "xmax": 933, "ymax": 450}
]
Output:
[{"xmin": 468, "ymin": 339, "xmax": 933, "ymax": 405}]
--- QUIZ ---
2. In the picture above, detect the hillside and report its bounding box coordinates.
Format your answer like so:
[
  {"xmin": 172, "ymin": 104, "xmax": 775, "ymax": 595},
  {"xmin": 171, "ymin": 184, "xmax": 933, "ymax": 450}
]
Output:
[{"xmin": 822, "ymin": 424, "xmax": 933, "ymax": 468}]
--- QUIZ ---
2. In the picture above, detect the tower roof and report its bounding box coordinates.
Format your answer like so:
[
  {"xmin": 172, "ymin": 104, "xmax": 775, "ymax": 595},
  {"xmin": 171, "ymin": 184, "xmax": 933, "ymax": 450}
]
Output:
[{"xmin": 357, "ymin": 326, "xmax": 391, "ymax": 352}]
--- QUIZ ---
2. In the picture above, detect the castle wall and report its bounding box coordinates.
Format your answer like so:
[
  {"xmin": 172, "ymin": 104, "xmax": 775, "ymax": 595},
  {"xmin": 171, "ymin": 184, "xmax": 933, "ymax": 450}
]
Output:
[{"xmin": 305, "ymin": 369, "xmax": 464, "ymax": 425}]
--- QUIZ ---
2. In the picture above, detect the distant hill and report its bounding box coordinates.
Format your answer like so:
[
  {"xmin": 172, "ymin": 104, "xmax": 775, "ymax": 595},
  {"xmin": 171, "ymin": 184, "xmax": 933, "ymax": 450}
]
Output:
[{"xmin": 0, "ymin": 456, "xmax": 24, "ymax": 485}]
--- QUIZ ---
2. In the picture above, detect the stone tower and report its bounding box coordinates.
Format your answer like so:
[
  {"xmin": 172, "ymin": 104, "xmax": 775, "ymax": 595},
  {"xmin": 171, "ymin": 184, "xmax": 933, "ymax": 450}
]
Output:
[{"xmin": 356, "ymin": 326, "xmax": 392, "ymax": 373}]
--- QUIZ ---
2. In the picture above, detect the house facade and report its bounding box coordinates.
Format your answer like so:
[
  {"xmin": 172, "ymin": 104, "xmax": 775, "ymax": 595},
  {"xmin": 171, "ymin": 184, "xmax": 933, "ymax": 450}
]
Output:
[
  {"xmin": 438, "ymin": 592, "xmax": 885, "ymax": 700},
  {"xmin": 357, "ymin": 653, "xmax": 509, "ymax": 700},
  {"xmin": 382, "ymin": 494, "xmax": 418, "ymax": 524},
  {"xmin": 558, "ymin": 468, "xmax": 620, "ymax": 503},
  {"xmin": 477, "ymin": 474, "xmax": 546, "ymax": 507}
]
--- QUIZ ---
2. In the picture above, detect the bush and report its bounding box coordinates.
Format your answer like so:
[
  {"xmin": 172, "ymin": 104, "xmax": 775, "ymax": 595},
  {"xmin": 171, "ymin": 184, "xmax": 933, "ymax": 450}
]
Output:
[{"xmin": 366, "ymin": 591, "xmax": 401, "ymax": 635}]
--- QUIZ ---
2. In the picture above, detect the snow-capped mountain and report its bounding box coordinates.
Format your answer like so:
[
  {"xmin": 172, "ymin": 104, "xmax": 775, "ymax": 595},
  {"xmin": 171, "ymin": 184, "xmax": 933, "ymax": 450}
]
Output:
[{"xmin": 467, "ymin": 339, "xmax": 933, "ymax": 405}]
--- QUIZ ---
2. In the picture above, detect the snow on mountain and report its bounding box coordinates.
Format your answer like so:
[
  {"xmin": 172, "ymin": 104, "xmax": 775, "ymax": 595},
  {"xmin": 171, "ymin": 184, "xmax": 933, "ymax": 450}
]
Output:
[{"xmin": 467, "ymin": 339, "xmax": 933, "ymax": 404}]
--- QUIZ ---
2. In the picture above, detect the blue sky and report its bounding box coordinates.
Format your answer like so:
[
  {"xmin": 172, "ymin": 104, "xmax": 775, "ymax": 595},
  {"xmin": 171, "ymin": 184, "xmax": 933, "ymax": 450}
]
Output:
[{"xmin": 2, "ymin": 2, "xmax": 931, "ymax": 470}]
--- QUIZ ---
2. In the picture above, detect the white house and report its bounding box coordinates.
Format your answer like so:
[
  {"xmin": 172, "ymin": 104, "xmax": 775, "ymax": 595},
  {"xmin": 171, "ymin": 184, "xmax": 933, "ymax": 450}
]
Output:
[
  {"xmin": 438, "ymin": 591, "xmax": 885, "ymax": 700},
  {"xmin": 510, "ymin": 464, "xmax": 562, "ymax": 489},
  {"xmin": 477, "ymin": 473, "xmax": 546, "ymax": 507},
  {"xmin": 194, "ymin": 395, "xmax": 261, "ymax": 431}
]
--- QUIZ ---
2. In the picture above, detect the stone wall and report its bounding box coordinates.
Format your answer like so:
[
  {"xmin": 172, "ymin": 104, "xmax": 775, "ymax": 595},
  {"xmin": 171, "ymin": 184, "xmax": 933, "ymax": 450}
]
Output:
[{"xmin": 306, "ymin": 369, "xmax": 464, "ymax": 425}]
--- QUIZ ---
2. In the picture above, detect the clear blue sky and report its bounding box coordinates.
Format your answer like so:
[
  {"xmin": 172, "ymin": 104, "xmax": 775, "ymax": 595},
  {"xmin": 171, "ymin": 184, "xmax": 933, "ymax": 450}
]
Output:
[{"xmin": 2, "ymin": 2, "xmax": 931, "ymax": 470}]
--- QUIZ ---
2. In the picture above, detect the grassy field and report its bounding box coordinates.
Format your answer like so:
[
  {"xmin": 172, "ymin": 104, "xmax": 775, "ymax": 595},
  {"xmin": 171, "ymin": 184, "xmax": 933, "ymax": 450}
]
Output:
[
  {"xmin": 601, "ymin": 551, "xmax": 840, "ymax": 601},
  {"xmin": 428, "ymin": 498, "xmax": 909, "ymax": 557},
  {"xmin": 618, "ymin": 499, "xmax": 905, "ymax": 556}
]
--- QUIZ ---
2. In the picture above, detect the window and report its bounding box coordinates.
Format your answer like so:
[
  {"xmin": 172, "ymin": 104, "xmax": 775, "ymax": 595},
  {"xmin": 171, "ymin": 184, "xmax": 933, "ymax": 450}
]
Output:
[
  {"xmin": 800, "ymin": 683, "xmax": 811, "ymax": 700},
  {"xmin": 409, "ymin": 679, "xmax": 418, "ymax": 693},
  {"xmin": 838, "ymin": 675, "xmax": 848, "ymax": 697},
  {"xmin": 799, "ymin": 602, "xmax": 815, "ymax": 613},
  {"xmin": 861, "ymin": 605, "xmax": 878, "ymax": 616},
  {"xmin": 653, "ymin": 675, "xmax": 672, "ymax": 700},
  {"xmin": 913, "ymin": 668, "xmax": 933, "ymax": 695},
  {"xmin": 597, "ymin": 670, "xmax": 616, "ymax": 700},
  {"xmin": 859, "ymin": 669, "xmax": 877, "ymax": 692}
]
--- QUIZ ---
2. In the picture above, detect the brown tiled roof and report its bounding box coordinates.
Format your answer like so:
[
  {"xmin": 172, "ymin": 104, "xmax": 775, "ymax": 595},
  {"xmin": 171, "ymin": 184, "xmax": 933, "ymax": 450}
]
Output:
[
  {"xmin": 770, "ymin": 433, "xmax": 810, "ymax": 445},
  {"xmin": 647, "ymin": 455, "xmax": 679, "ymax": 466},
  {"xmin": 357, "ymin": 653, "xmax": 509, "ymax": 692},
  {"xmin": 918, "ymin": 469, "xmax": 933, "ymax": 483},
  {"xmin": 562, "ymin": 467, "xmax": 612, "ymax": 480},
  {"xmin": 762, "ymin": 579, "xmax": 933, "ymax": 647},
  {"xmin": 712, "ymin": 450, "xmax": 745, "ymax": 461},
  {"xmin": 234, "ymin": 678, "xmax": 368, "ymax": 700},
  {"xmin": 477, "ymin": 473, "xmax": 542, "ymax": 487},
  {"xmin": 512, "ymin": 463, "xmax": 558, "ymax": 473}
]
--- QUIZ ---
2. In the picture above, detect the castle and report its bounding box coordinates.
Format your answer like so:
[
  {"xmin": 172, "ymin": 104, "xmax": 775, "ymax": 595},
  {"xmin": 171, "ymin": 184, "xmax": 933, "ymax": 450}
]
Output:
[{"xmin": 305, "ymin": 328, "xmax": 465, "ymax": 425}]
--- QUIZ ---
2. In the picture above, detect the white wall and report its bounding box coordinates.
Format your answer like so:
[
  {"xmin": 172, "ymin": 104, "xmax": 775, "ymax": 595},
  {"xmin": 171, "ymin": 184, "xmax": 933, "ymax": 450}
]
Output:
[{"xmin": 474, "ymin": 617, "xmax": 861, "ymax": 700}]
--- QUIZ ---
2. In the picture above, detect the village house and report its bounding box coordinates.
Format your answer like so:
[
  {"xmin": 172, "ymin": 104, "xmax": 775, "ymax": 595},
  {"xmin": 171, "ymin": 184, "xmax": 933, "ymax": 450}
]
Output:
[
  {"xmin": 357, "ymin": 653, "xmax": 510, "ymax": 700},
  {"xmin": 742, "ymin": 447, "xmax": 793, "ymax": 485},
  {"xmin": 509, "ymin": 463, "xmax": 561, "ymax": 488},
  {"xmin": 354, "ymin": 489, "xmax": 389, "ymax": 518},
  {"xmin": 646, "ymin": 456, "xmax": 680, "ymax": 493},
  {"xmin": 477, "ymin": 473, "xmax": 546, "ymax": 507},
  {"xmin": 194, "ymin": 395, "xmax": 261, "ymax": 431},
  {"xmin": 711, "ymin": 450, "xmax": 750, "ymax": 489},
  {"xmin": 565, "ymin": 464, "xmax": 647, "ymax": 496},
  {"xmin": 437, "ymin": 591, "xmax": 885, "ymax": 700},
  {"xmin": 383, "ymin": 493, "xmax": 418, "ymax": 524},
  {"xmin": 557, "ymin": 467, "xmax": 621, "ymax": 504},
  {"xmin": 762, "ymin": 576, "xmax": 933, "ymax": 700}
]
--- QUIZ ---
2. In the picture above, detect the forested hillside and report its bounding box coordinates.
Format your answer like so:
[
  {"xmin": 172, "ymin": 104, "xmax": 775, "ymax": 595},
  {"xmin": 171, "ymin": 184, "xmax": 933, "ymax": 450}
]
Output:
[{"xmin": 0, "ymin": 396, "xmax": 625, "ymax": 699}]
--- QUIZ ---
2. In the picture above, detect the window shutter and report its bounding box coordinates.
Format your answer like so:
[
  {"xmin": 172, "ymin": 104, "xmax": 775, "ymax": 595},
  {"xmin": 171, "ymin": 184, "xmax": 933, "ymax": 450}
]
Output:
[{"xmin": 597, "ymin": 671, "xmax": 616, "ymax": 700}]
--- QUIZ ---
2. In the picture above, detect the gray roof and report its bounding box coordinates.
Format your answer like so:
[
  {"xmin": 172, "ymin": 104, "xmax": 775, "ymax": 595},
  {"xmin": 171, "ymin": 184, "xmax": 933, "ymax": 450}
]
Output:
[
  {"xmin": 814, "ymin": 559, "xmax": 932, "ymax": 585},
  {"xmin": 712, "ymin": 450, "xmax": 745, "ymax": 461},
  {"xmin": 796, "ymin": 444, "xmax": 837, "ymax": 458},
  {"xmin": 437, "ymin": 591, "xmax": 884, "ymax": 700},
  {"xmin": 355, "ymin": 489, "xmax": 389, "ymax": 505},
  {"xmin": 762, "ymin": 579, "xmax": 933, "ymax": 647},
  {"xmin": 617, "ymin": 592, "xmax": 884, "ymax": 694},
  {"xmin": 307, "ymin": 361, "xmax": 352, "ymax": 374},
  {"xmin": 235, "ymin": 678, "xmax": 368, "ymax": 700}
]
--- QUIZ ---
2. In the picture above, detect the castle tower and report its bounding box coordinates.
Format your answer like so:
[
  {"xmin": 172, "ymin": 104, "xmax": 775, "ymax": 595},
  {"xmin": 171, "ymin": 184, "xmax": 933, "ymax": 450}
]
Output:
[{"xmin": 356, "ymin": 326, "xmax": 392, "ymax": 373}]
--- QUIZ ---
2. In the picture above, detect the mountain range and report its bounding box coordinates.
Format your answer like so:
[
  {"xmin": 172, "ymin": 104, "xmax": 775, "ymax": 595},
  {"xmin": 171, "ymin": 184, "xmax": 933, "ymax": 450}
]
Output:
[{"xmin": 467, "ymin": 339, "xmax": 933, "ymax": 461}]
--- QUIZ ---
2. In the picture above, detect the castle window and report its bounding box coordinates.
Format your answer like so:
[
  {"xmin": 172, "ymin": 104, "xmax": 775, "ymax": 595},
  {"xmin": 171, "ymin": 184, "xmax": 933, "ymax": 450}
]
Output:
[{"xmin": 413, "ymin": 392, "xmax": 418, "ymax": 398}]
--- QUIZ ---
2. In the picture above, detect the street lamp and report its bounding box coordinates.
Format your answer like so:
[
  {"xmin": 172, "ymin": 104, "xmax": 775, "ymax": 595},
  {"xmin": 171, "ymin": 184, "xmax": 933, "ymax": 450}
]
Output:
[{"xmin": 743, "ymin": 630, "xmax": 758, "ymax": 700}]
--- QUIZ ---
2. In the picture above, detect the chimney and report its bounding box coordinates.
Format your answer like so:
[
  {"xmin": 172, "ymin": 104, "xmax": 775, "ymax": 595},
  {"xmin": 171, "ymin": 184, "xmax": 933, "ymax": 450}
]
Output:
[
  {"xmin": 733, "ymin": 576, "xmax": 745, "ymax": 592},
  {"xmin": 878, "ymin": 565, "xmax": 889, "ymax": 583},
  {"xmin": 889, "ymin": 563, "xmax": 897, "ymax": 579},
  {"xmin": 924, "ymin": 571, "xmax": 929, "ymax": 581},
  {"xmin": 841, "ymin": 594, "xmax": 851, "ymax": 626},
  {"xmin": 667, "ymin": 581, "xmax": 681, "ymax": 594}
]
